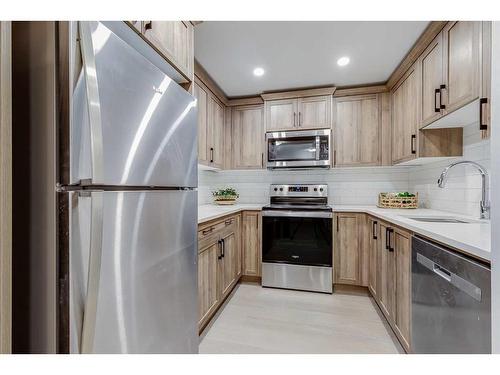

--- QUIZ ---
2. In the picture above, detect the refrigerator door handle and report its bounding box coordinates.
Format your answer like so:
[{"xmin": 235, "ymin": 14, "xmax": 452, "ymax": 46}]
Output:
[
  {"xmin": 79, "ymin": 21, "xmax": 104, "ymax": 184},
  {"xmin": 80, "ymin": 191, "xmax": 104, "ymax": 353}
]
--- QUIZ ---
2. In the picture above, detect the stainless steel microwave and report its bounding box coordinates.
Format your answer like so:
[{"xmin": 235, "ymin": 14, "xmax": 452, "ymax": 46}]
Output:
[{"xmin": 266, "ymin": 129, "xmax": 331, "ymax": 169}]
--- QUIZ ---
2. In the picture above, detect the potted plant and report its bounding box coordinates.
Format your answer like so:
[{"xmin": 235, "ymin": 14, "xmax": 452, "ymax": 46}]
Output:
[{"xmin": 212, "ymin": 187, "xmax": 239, "ymax": 205}]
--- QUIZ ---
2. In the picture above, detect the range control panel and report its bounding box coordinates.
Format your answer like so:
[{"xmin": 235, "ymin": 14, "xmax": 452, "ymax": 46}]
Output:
[{"xmin": 269, "ymin": 184, "xmax": 328, "ymax": 197}]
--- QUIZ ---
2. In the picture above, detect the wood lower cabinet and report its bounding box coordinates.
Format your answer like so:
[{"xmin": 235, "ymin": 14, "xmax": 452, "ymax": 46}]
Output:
[
  {"xmin": 242, "ymin": 211, "xmax": 261, "ymax": 277},
  {"xmin": 378, "ymin": 221, "xmax": 396, "ymax": 320},
  {"xmin": 367, "ymin": 217, "xmax": 379, "ymax": 299},
  {"xmin": 231, "ymin": 105, "xmax": 265, "ymax": 169},
  {"xmin": 373, "ymin": 220, "xmax": 412, "ymax": 352},
  {"xmin": 198, "ymin": 235, "xmax": 220, "ymax": 329},
  {"xmin": 334, "ymin": 213, "xmax": 361, "ymax": 285},
  {"xmin": 198, "ymin": 214, "xmax": 241, "ymax": 331},
  {"xmin": 334, "ymin": 94, "xmax": 381, "ymax": 167}
]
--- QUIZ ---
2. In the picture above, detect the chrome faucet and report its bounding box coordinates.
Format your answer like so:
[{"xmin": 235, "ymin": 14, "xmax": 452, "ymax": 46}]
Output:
[{"xmin": 437, "ymin": 160, "xmax": 490, "ymax": 220}]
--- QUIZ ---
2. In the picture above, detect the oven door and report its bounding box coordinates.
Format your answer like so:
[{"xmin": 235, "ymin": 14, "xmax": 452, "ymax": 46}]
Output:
[
  {"xmin": 262, "ymin": 210, "xmax": 333, "ymax": 267},
  {"xmin": 266, "ymin": 129, "xmax": 330, "ymax": 168}
]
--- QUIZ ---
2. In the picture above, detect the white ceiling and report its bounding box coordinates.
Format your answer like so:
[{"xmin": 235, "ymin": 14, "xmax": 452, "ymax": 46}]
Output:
[{"xmin": 194, "ymin": 21, "xmax": 429, "ymax": 97}]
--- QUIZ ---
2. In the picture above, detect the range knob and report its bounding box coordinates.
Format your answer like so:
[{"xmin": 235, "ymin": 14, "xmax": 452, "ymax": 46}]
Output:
[
  {"xmin": 274, "ymin": 187, "xmax": 278, "ymax": 192},
  {"xmin": 319, "ymin": 187, "xmax": 324, "ymax": 192},
  {"xmin": 279, "ymin": 187, "xmax": 284, "ymax": 192},
  {"xmin": 314, "ymin": 188, "xmax": 318, "ymax": 192}
]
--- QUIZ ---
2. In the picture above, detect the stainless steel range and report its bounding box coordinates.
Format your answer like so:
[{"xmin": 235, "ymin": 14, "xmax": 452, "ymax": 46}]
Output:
[{"xmin": 261, "ymin": 184, "xmax": 333, "ymax": 293}]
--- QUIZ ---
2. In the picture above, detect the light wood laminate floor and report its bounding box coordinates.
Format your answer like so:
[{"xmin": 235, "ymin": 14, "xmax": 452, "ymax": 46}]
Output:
[{"xmin": 199, "ymin": 283, "xmax": 402, "ymax": 354}]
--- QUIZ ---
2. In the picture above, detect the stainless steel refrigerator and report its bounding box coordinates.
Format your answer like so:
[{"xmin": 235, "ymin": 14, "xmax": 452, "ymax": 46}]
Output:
[{"xmin": 12, "ymin": 21, "xmax": 198, "ymax": 353}]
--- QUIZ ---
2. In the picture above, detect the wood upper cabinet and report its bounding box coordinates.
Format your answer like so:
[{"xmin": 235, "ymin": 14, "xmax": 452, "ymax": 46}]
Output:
[
  {"xmin": 334, "ymin": 213, "xmax": 361, "ymax": 285},
  {"xmin": 242, "ymin": 211, "xmax": 261, "ymax": 277},
  {"xmin": 368, "ymin": 217, "xmax": 379, "ymax": 299},
  {"xmin": 297, "ymin": 95, "xmax": 332, "ymax": 129},
  {"xmin": 334, "ymin": 94, "xmax": 380, "ymax": 167},
  {"xmin": 264, "ymin": 94, "xmax": 332, "ymax": 131},
  {"xmin": 232, "ymin": 105, "xmax": 265, "ymax": 169},
  {"xmin": 194, "ymin": 82, "xmax": 209, "ymax": 165},
  {"xmin": 393, "ymin": 227, "xmax": 411, "ymax": 351},
  {"xmin": 142, "ymin": 21, "xmax": 194, "ymax": 80},
  {"xmin": 442, "ymin": 21, "xmax": 481, "ymax": 114},
  {"xmin": 264, "ymin": 98, "xmax": 298, "ymax": 131},
  {"xmin": 198, "ymin": 235, "xmax": 220, "ymax": 328},
  {"xmin": 420, "ymin": 32, "xmax": 445, "ymax": 127},
  {"xmin": 481, "ymin": 21, "xmax": 492, "ymax": 139},
  {"xmin": 378, "ymin": 221, "xmax": 396, "ymax": 320},
  {"xmin": 392, "ymin": 63, "xmax": 419, "ymax": 164},
  {"xmin": 207, "ymin": 96, "xmax": 225, "ymax": 169}
]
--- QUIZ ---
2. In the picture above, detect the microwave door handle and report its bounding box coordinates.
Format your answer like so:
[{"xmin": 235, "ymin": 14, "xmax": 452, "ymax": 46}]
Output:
[{"xmin": 315, "ymin": 136, "xmax": 320, "ymax": 160}]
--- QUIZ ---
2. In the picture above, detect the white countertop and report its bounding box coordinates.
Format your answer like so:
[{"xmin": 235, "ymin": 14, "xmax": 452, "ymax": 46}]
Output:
[
  {"xmin": 332, "ymin": 205, "xmax": 491, "ymax": 262},
  {"xmin": 198, "ymin": 204, "xmax": 491, "ymax": 262},
  {"xmin": 198, "ymin": 203, "xmax": 264, "ymax": 224}
]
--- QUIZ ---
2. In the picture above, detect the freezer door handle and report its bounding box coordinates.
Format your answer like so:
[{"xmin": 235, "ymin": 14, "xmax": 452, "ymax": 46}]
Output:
[
  {"xmin": 79, "ymin": 21, "xmax": 104, "ymax": 184},
  {"xmin": 80, "ymin": 191, "xmax": 104, "ymax": 353}
]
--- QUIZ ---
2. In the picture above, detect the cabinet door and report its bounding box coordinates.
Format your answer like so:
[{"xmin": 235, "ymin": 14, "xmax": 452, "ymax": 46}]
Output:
[
  {"xmin": 143, "ymin": 21, "xmax": 193, "ymax": 79},
  {"xmin": 334, "ymin": 213, "xmax": 360, "ymax": 285},
  {"xmin": 378, "ymin": 222, "xmax": 396, "ymax": 321},
  {"xmin": 443, "ymin": 21, "xmax": 481, "ymax": 113},
  {"xmin": 298, "ymin": 95, "xmax": 331, "ymax": 129},
  {"xmin": 420, "ymin": 33, "xmax": 445, "ymax": 127},
  {"xmin": 334, "ymin": 95, "xmax": 380, "ymax": 167},
  {"xmin": 264, "ymin": 98, "xmax": 298, "ymax": 131},
  {"xmin": 394, "ymin": 228, "xmax": 411, "ymax": 351},
  {"xmin": 368, "ymin": 218, "xmax": 379, "ymax": 299},
  {"xmin": 194, "ymin": 82, "xmax": 209, "ymax": 165},
  {"xmin": 481, "ymin": 21, "xmax": 492, "ymax": 139},
  {"xmin": 220, "ymin": 229, "xmax": 238, "ymax": 299},
  {"xmin": 232, "ymin": 105, "xmax": 265, "ymax": 169},
  {"xmin": 208, "ymin": 96, "xmax": 225, "ymax": 169},
  {"xmin": 392, "ymin": 63, "xmax": 419, "ymax": 164},
  {"xmin": 242, "ymin": 211, "xmax": 261, "ymax": 276},
  {"xmin": 198, "ymin": 238, "xmax": 221, "ymax": 328}
]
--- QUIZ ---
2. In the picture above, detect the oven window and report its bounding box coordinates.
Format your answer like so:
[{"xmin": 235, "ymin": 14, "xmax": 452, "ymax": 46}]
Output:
[
  {"xmin": 268, "ymin": 137, "xmax": 317, "ymax": 161},
  {"xmin": 262, "ymin": 216, "xmax": 332, "ymax": 267}
]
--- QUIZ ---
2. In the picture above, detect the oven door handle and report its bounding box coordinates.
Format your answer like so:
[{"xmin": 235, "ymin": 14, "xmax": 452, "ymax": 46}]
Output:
[{"xmin": 262, "ymin": 210, "xmax": 332, "ymax": 219}]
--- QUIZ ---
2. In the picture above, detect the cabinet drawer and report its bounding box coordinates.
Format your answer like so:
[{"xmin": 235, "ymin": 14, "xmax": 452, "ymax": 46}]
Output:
[{"xmin": 198, "ymin": 215, "xmax": 239, "ymax": 240}]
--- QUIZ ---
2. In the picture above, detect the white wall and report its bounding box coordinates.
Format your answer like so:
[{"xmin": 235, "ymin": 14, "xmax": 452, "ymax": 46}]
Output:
[
  {"xmin": 199, "ymin": 167, "xmax": 411, "ymax": 206},
  {"xmin": 490, "ymin": 21, "xmax": 499, "ymax": 354},
  {"xmin": 409, "ymin": 124, "xmax": 491, "ymax": 218}
]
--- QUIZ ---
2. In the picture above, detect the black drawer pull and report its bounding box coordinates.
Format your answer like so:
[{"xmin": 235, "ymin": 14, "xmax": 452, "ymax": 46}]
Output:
[
  {"xmin": 411, "ymin": 134, "xmax": 416, "ymax": 154},
  {"xmin": 372, "ymin": 221, "xmax": 377, "ymax": 240},
  {"xmin": 202, "ymin": 227, "xmax": 214, "ymax": 235}
]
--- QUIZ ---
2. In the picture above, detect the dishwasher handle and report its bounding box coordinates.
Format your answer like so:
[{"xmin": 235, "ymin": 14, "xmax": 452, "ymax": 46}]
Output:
[{"xmin": 416, "ymin": 252, "xmax": 482, "ymax": 302}]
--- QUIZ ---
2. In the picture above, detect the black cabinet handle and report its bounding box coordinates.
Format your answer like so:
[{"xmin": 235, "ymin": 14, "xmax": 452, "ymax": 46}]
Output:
[
  {"xmin": 217, "ymin": 240, "xmax": 222, "ymax": 259},
  {"xmin": 221, "ymin": 238, "xmax": 225, "ymax": 258},
  {"xmin": 434, "ymin": 88, "xmax": 441, "ymax": 113},
  {"xmin": 411, "ymin": 134, "xmax": 416, "ymax": 155},
  {"xmin": 293, "ymin": 112, "xmax": 297, "ymax": 127},
  {"xmin": 388, "ymin": 228, "xmax": 394, "ymax": 252},
  {"xmin": 439, "ymin": 84, "xmax": 446, "ymax": 110},
  {"xmin": 261, "ymin": 153, "xmax": 264, "ymax": 168},
  {"xmin": 210, "ymin": 147, "xmax": 214, "ymax": 163},
  {"xmin": 144, "ymin": 21, "xmax": 152, "ymax": 30},
  {"xmin": 372, "ymin": 221, "xmax": 377, "ymax": 240},
  {"xmin": 385, "ymin": 228, "xmax": 389, "ymax": 250},
  {"xmin": 480, "ymin": 98, "xmax": 488, "ymax": 130},
  {"xmin": 299, "ymin": 112, "xmax": 302, "ymax": 127}
]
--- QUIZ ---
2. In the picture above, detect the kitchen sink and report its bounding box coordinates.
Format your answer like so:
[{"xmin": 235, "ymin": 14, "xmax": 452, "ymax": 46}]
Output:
[{"xmin": 403, "ymin": 216, "xmax": 477, "ymax": 224}]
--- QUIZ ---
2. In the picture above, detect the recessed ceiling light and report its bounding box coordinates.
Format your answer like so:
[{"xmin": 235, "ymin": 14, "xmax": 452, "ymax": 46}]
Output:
[
  {"xmin": 253, "ymin": 67, "xmax": 265, "ymax": 77},
  {"xmin": 337, "ymin": 56, "xmax": 350, "ymax": 67}
]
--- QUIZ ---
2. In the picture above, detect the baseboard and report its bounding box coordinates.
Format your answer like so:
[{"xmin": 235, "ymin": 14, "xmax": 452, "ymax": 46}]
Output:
[
  {"xmin": 333, "ymin": 284, "xmax": 370, "ymax": 296},
  {"xmin": 240, "ymin": 275, "xmax": 261, "ymax": 283}
]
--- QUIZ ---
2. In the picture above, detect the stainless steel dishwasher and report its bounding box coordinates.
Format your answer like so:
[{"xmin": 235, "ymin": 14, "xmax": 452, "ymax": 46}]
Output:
[{"xmin": 412, "ymin": 236, "xmax": 491, "ymax": 353}]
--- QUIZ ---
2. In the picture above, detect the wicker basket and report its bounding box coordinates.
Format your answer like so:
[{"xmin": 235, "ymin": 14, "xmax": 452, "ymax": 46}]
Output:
[
  {"xmin": 213, "ymin": 195, "xmax": 238, "ymax": 205},
  {"xmin": 378, "ymin": 193, "xmax": 418, "ymax": 209}
]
